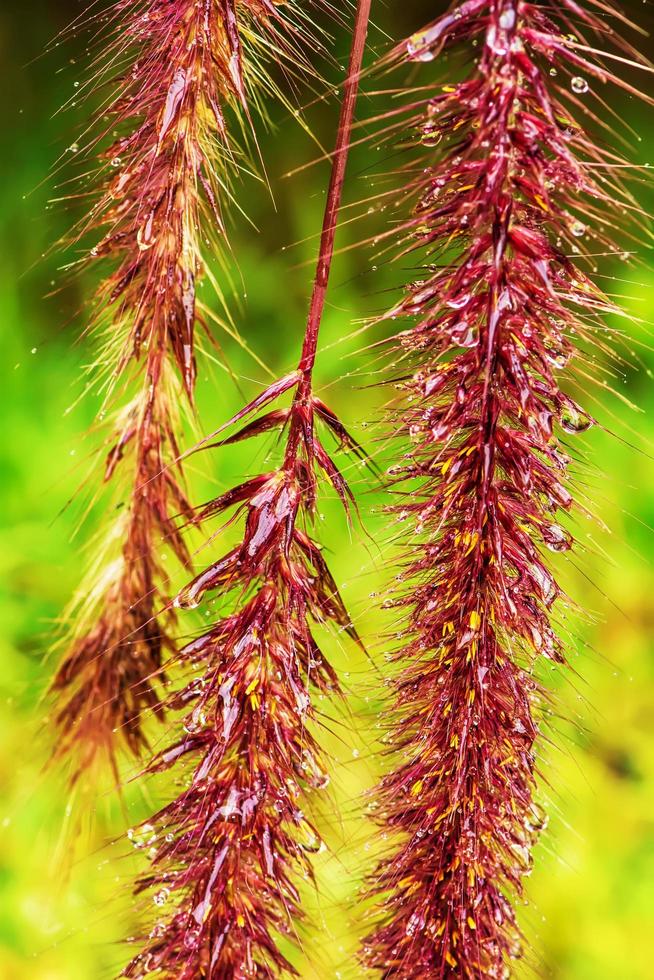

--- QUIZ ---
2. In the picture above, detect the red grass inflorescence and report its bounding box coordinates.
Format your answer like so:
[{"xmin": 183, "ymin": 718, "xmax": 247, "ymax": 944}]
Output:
[
  {"xmin": 363, "ymin": 1, "xmax": 650, "ymax": 976},
  {"xmin": 120, "ymin": 376, "xmax": 362, "ymax": 978},
  {"xmin": 52, "ymin": 0, "xmax": 330, "ymax": 781},
  {"xmin": 120, "ymin": 1, "xmax": 371, "ymax": 974}
]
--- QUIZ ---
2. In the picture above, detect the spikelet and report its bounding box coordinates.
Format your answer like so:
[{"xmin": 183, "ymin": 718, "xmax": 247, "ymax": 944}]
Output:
[
  {"xmin": 52, "ymin": 0, "xmax": 332, "ymax": 783},
  {"xmin": 119, "ymin": 1, "xmax": 372, "ymax": 973},
  {"xmin": 363, "ymin": 1, "xmax": 651, "ymax": 976}
]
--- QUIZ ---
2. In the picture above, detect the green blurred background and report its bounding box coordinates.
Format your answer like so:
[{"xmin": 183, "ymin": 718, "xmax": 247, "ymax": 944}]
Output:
[{"xmin": 1, "ymin": 1, "xmax": 654, "ymax": 977}]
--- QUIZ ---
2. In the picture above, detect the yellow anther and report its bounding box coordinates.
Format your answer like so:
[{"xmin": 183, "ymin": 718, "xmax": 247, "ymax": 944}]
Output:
[{"xmin": 465, "ymin": 532, "xmax": 479, "ymax": 556}]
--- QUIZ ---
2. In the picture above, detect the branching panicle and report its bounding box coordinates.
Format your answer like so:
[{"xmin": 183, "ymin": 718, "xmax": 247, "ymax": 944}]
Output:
[
  {"xmin": 121, "ymin": 1, "xmax": 372, "ymax": 974},
  {"xmin": 363, "ymin": 2, "xmax": 650, "ymax": 977}
]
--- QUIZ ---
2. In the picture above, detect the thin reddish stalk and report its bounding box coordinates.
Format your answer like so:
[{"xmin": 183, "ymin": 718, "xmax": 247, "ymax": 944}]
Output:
[
  {"xmin": 299, "ymin": 0, "xmax": 373, "ymax": 376},
  {"xmin": 120, "ymin": 3, "xmax": 372, "ymax": 976}
]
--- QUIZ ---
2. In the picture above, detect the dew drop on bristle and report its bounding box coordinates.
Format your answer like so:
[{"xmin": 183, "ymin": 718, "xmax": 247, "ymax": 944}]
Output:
[
  {"xmin": 153, "ymin": 888, "xmax": 170, "ymax": 907},
  {"xmin": 300, "ymin": 828, "xmax": 325, "ymax": 854},
  {"xmin": 407, "ymin": 34, "xmax": 435, "ymax": 62},
  {"xmin": 571, "ymin": 76, "xmax": 589, "ymax": 94},
  {"xmin": 127, "ymin": 823, "xmax": 156, "ymax": 850},
  {"xmin": 174, "ymin": 587, "xmax": 201, "ymax": 610},
  {"xmin": 546, "ymin": 349, "xmax": 569, "ymax": 370},
  {"xmin": 560, "ymin": 404, "xmax": 593, "ymax": 434},
  {"xmin": 183, "ymin": 709, "xmax": 207, "ymax": 734},
  {"xmin": 422, "ymin": 128, "xmax": 442, "ymax": 147},
  {"xmin": 542, "ymin": 524, "xmax": 573, "ymax": 553}
]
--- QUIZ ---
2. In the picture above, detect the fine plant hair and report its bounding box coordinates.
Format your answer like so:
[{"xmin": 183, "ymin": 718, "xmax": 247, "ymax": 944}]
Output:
[
  {"xmin": 119, "ymin": 1, "xmax": 371, "ymax": 976},
  {"xmin": 51, "ymin": 0, "xmax": 332, "ymax": 785},
  {"xmin": 362, "ymin": 1, "xmax": 651, "ymax": 977}
]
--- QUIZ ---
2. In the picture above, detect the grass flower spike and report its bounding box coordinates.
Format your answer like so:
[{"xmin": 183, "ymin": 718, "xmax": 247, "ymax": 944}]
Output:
[
  {"xmin": 120, "ymin": 0, "xmax": 371, "ymax": 975},
  {"xmin": 53, "ymin": 0, "xmax": 332, "ymax": 782},
  {"xmin": 364, "ymin": 1, "xmax": 651, "ymax": 977}
]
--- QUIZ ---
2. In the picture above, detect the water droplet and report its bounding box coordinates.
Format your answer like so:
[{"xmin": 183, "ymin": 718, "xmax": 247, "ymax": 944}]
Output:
[
  {"xmin": 542, "ymin": 524, "xmax": 573, "ymax": 552},
  {"xmin": 499, "ymin": 9, "xmax": 516, "ymax": 30},
  {"xmin": 174, "ymin": 586, "xmax": 200, "ymax": 610},
  {"xmin": 532, "ymin": 564, "xmax": 557, "ymax": 605},
  {"xmin": 153, "ymin": 887, "xmax": 170, "ymax": 907},
  {"xmin": 407, "ymin": 34, "xmax": 435, "ymax": 62},
  {"xmin": 570, "ymin": 220, "xmax": 586, "ymax": 238},
  {"xmin": 446, "ymin": 293, "xmax": 470, "ymax": 310},
  {"xmin": 451, "ymin": 319, "xmax": 479, "ymax": 348},
  {"xmin": 127, "ymin": 823, "xmax": 156, "ymax": 849},
  {"xmin": 184, "ymin": 709, "xmax": 207, "ymax": 734},
  {"xmin": 421, "ymin": 128, "xmax": 441, "ymax": 147},
  {"xmin": 571, "ymin": 76, "xmax": 589, "ymax": 94},
  {"xmin": 300, "ymin": 829, "xmax": 325, "ymax": 854},
  {"xmin": 525, "ymin": 803, "xmax": 549, "ymax": 834},
  {"xmin": 546, "ymin": 348, "xmax": 569, "ymax": 370},
  {"xmin": 560, "ymin": 404, "xmax": 593, "ymax": 434}
]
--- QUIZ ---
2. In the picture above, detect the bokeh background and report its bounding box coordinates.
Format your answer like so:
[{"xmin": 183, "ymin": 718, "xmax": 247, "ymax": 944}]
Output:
[{"xmin": 1, "ymin": 1, "xmax": 654, "ymax": 978}]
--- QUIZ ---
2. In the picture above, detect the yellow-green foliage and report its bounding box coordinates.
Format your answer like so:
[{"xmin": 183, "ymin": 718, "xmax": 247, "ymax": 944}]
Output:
[{"xmin": 0, "ymin": 2, "xmax": 653, "ymax": 978}]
